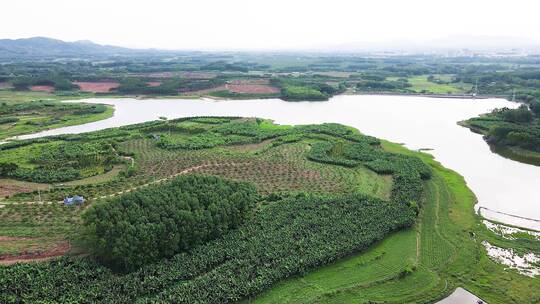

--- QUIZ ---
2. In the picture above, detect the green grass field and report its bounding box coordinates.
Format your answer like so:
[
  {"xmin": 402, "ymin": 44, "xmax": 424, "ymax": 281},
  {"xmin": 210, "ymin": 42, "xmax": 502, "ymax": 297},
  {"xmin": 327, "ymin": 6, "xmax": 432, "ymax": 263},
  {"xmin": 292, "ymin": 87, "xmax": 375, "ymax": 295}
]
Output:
[
  {"xmin": 387, "ymin": 75, "xmax": 472, "ymax": 94},
  {"xmin": 0, "ymin": 90, "xmax": 114, "ymax": 140}
]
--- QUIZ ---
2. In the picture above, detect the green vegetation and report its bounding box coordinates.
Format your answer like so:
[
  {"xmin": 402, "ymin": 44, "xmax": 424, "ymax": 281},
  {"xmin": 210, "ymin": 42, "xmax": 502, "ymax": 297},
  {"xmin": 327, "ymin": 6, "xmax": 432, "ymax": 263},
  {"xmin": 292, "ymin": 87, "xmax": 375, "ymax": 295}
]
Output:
[
  {"xmin": 0, "ymin": 117, "xmax": 425, "ymax": 303},
  {"xmin": 0, "ymin": 192, "xmax": 416, "ymax": 303},
  {"xmin": 405, "ymin": 75, "xmax": 470, "ymax": 94},
  {"xmin": 249, "ymin": 144, "xmax": 540, "ymax": 303},
  {"xmin": 464, "ymin": 104, "xmax": 540, "ymax": 164},
  {"xmin": 280, "ymin": 85, "xmax": 329, "ymax": 101},
  {"xmin": 0, "ymin": 141, "xmax": 118, "ymax": 183},
  {"xmin": 208, "ymin": 90, "xmax": 280, "ymax": 99},
  {"xmin": 2, "ymin": 51, "xmax": 540, "ymax": 302},
  {"xmin": 82, "ymin": 175, "xmax": 258, "ymax": 271},
  {"xmin": 0, "ymin": 51, "xmax": 538, "ymax": 104},
  {"xmin": 116, "ymin": 78, "xmax": 185, "ymax": 95},
  {"xmin": 0, "ymin": 117, "xmax": 391, "ymax": 257},
  {"xmin": 0, "ymin": 93, "xmax": 114, "ymax": 139},
  {"xmin": 0, "ymin": 117, "xmax": 538, "ymax": 303},
  {"xmin": 358, "ymin": 75, "xmax": 470, "ymax": 94},
  {"xmin": 271, "ymin": 78, "xmax": 344, "ymax": 101},
  {"xmin": 356, "ymin": 77, "xmax": 412, "ymax": 92},
  {"xmin": 11, "ymin": 75, "xmax": 76, "ymax": 91}
]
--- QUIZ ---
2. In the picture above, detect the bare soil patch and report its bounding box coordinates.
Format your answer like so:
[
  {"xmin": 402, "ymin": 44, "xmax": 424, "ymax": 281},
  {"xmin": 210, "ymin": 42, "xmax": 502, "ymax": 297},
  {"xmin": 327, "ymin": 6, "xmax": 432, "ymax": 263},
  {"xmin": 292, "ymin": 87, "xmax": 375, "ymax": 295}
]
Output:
[
  {"xmin": 185, "ymin": 85, "xmax": 227, "ymax": 95},
  {"xmin": 0, "ymin": 178, "xmax": 49, "ymax": 198},
  {"xmin": 0, "ymin": 236, "xmax": 36, "ymax": 242},
  {"xmin": 147, "ymin": 81, "xmax": 162, "ymax": 87},
  {"xmin": 226, "ymin": 84, "xmax": 280, "ymax": 94},
  {"xmin": 227, "ymin": 139, "xmax": 274, "ymax": 152},
  {"xmin": 185, "ymin": 83, "xmax": 279, "ymax": 95},
  {"xmin": 74, "ymin": 81, "xmax": 120, "ymax": 93},
  {"xmin": 30, "ymin": 85, "xmax": 54, "ymax": 93},
  {"xmin": 0, "ymin": 242, "xmax": 69, "ymax": 265},
  {"xmin": 0, "ymin": 82, "xmax": 13, "ymax": 89}
]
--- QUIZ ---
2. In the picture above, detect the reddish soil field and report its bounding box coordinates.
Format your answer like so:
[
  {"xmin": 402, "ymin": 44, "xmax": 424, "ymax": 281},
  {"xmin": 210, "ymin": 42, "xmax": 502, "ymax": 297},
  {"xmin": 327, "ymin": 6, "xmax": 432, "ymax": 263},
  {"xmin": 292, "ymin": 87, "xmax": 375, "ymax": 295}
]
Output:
[
  {"xmin": 147, "ymin": 81, "xmax": 162, "ymax": 87},
  {"xmin": 73, "ymin": 81, "xmax": 120, "ymax": 93},
  {"xmin": 184, "ymin": 83, "xmax": 280, "ymax": 95},
  {"xmin": 0, "ymin": 82, "xmax": 13, "ymax": 89},
  {"xmin": 0, "ymin": 241, "xmax": 69, "ymax": 265},
  {"xmin": 226, "ymin": 84, "xmax": 280, "ymax": 94},
  {"xmin": 30, "ymin": 85, "xmax": 54, "ymax": 93}
]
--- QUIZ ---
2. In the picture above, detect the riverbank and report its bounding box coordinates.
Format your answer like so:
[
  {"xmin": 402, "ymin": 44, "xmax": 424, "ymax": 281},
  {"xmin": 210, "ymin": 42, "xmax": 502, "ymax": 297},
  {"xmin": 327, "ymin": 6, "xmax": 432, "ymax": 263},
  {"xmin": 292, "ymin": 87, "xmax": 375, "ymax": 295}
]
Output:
[
  {"xmin": 83, "ymin": 91, "xmax": 508, "ymax": 101},
  {"xmin": 11, "ymin": 88, "xmax": 508, "ymax": 103}
]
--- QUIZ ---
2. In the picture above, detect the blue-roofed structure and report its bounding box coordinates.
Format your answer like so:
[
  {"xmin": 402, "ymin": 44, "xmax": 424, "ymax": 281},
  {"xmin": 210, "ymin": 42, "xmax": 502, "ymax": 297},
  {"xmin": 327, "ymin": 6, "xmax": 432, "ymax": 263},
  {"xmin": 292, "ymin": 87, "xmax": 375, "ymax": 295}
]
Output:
[{"xmin": 64, "ymin": 195, "xmax": 85, "ymax": 206}]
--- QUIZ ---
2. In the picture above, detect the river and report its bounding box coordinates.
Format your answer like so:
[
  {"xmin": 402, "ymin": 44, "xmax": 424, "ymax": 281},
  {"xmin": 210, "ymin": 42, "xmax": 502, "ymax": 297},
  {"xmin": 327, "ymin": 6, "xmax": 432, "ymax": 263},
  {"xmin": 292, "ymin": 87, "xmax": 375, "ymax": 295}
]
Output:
[{"xmin": 11, "ymin": 95, "xmax": 540, "ymax": 230}]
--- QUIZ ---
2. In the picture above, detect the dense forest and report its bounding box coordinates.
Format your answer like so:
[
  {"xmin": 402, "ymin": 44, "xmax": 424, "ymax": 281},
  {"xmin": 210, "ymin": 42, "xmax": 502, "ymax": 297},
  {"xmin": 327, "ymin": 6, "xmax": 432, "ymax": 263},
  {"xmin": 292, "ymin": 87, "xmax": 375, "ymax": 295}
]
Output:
[
  {"xmin": 82, "ymin": 175, "xmax": 258, "ymax": 271},
  {"xmin": 465, "ymin": 103, "xmax": 540, "ymax": 156}
]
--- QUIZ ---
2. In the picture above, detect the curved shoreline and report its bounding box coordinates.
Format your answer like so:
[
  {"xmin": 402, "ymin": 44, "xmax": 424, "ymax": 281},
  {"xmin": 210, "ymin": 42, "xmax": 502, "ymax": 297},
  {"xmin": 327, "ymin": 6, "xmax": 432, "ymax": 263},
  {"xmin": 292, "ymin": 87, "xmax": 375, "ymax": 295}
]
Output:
[
  {"xmin": 2, "ymin": 95, "xmax": 538, "ymax": 231},
  {"xmin": 1, "ymin": 91, "xmax": 513, "ymax": 144}
]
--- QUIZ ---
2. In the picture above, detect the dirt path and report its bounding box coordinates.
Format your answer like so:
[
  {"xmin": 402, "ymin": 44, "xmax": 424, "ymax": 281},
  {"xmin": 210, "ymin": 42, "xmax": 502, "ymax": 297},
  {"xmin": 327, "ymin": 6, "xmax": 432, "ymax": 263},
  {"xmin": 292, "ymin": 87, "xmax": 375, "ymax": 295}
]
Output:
[
  {"xmin": 0, "ymin": 163, "xmax": 244, "ymax": 264},
  {"xmin": 0, "ymin": 242, "xmax": 70, "ymax": 265},
  {"xmin": 0, "ymin": 163, "xmax": 233, "ymax": 207}
]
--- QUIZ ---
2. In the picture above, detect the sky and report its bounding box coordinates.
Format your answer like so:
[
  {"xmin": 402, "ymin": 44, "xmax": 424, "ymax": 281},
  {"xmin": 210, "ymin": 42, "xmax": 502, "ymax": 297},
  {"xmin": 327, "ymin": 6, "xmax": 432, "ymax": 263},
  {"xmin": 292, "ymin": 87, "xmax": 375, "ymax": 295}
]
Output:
[{"xmin": 1, "ymin": 0, "xmax": 540, "ymax": 50}]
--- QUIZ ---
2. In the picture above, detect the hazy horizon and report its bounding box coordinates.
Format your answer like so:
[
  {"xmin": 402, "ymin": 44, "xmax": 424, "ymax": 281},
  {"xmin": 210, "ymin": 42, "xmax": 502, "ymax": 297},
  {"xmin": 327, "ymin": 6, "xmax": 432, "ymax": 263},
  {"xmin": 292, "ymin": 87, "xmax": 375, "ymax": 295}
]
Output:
[{"xmin": 1, "ymin": 0, "xmax": 540, "ymax": 51}]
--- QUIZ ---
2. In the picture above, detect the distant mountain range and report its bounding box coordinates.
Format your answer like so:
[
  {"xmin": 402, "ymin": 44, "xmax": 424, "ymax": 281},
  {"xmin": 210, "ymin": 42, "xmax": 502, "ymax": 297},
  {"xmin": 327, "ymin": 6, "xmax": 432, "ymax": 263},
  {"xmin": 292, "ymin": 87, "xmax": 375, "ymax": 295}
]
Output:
[
  {"xmin": 0, "ymin": 37, "xmax": 138, "ymax": 59},
  {"xmin": 313, "ymin": 36, "xmax": 540, "ymax": 54},
  {"xmin": 1, "ymin": 36, "xmax": 539, "ymax": 59}
]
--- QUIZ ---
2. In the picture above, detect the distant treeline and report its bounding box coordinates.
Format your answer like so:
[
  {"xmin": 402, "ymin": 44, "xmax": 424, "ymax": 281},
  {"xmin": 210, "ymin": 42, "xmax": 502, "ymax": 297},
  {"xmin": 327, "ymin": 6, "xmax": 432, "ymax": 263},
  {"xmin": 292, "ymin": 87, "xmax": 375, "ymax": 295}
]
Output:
[
  {"xmin": 11, "ymin": 75, "xmax": 76, "ymax": 91},
  {"xmin": 271, "ymin": 78, "xmax": 346, "ymax": 101}
]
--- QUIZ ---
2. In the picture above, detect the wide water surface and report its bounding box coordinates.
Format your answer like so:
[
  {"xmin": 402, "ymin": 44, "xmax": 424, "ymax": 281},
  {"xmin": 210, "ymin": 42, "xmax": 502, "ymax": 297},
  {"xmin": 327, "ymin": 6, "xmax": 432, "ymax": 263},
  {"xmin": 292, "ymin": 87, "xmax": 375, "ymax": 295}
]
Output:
[{"xmin": 14, "ymin": 95, "xmax": 540, "ymax": 230}]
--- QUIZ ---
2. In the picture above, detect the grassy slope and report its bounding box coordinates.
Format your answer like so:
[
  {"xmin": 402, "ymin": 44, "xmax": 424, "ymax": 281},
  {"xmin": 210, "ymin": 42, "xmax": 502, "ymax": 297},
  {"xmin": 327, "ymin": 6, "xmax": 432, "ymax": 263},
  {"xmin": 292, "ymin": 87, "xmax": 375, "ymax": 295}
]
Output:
[{"xmin": 249, "ymin": 141, "xmax": 539, "ymax": 304}]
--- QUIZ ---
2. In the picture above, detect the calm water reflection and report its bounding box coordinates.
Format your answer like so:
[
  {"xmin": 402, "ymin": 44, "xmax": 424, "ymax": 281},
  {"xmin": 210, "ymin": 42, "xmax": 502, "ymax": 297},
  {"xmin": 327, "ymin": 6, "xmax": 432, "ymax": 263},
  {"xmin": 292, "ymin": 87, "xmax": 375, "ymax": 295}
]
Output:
[{"xmin": 14, "ymin": 95, "xmax": 539, "ymax": 230}]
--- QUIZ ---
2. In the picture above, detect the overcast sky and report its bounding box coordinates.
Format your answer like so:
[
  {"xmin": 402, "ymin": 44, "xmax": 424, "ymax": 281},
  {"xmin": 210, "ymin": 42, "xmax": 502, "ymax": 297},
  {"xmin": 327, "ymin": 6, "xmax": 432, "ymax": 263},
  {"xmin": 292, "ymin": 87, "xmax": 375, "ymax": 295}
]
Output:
[{"xmin": 1, "ymin": 0, "xmax": 540, "ymax": 50}]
